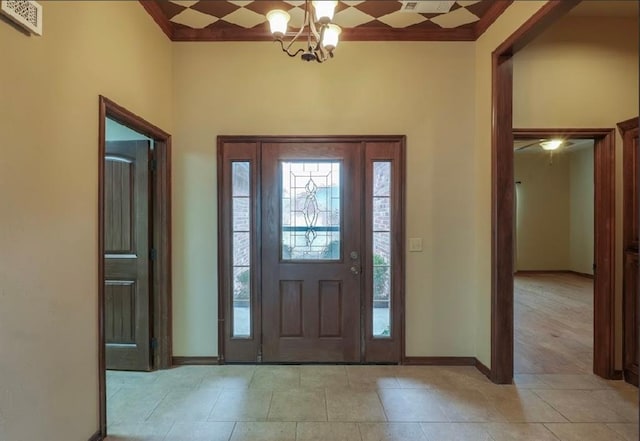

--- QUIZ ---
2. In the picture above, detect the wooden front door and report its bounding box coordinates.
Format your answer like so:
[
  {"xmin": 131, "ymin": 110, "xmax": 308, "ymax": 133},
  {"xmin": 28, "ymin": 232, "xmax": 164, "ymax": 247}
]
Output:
[
  {"xmin": 219, "ymin": 136, "xmax": 404, "ymax": 364},
  {"xmin": 104, "ymin": 140, "xmax": 152, "ymax": 371},
  {"xmin": 261, "ymin": 142, "xmax": 362, "ymax": 362},
  {"xmin": 620, "ymin": 117, "xmax": 639, "ymax": 386}
]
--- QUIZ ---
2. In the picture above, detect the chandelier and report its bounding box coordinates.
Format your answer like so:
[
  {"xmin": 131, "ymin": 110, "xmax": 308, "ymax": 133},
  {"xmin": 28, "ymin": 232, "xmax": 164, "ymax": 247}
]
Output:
[{"xmin": 266, "ymin": 0, "xmax": 342, "ymax": 63}]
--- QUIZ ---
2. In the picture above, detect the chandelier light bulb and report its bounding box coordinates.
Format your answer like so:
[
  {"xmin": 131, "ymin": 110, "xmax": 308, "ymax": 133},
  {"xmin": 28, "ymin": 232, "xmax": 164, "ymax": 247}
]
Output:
[
  {"xmin": 312, "ymin": 1, "xmax": 338, "ymax": 24},
  {"xmin": 322, "ymin": 24, "xmax": 341, "ymax": 51},
  {"xmin": 266, "ymin": 9, "xmax": 290, "ymax": 38}
]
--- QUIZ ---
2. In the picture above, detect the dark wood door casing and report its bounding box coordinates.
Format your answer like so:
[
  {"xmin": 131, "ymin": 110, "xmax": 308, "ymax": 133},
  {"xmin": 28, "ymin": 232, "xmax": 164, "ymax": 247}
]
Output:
[
  {"xmin": 619, "ymin": 116, "xmax": 639, "ymax": 386},
  {"xmin": 104, "ymin": 141, "xmax": 152, "ymax": 371},
  {"xmin": 623, "ymin": 252, "xmax": 639, "ymax": 386},
  {"xmin": 217, "ymin": 136, "xmax": 405, "ymax": 364},
  {"xmin": 621, "ymin": 118, "xmax": 639, "ymax": 252}
]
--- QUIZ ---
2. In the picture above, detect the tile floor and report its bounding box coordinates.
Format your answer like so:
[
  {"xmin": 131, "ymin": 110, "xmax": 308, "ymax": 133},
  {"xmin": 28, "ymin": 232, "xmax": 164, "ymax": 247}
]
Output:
[{"xmin": 105, "ymin": 365, "xmax": 638, "ymax": 441}]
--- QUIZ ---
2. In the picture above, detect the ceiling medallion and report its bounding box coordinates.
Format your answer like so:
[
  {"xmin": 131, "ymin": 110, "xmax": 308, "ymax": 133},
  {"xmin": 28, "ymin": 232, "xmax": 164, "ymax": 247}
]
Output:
[{"xmin": 266, "ymin": 0, "xmax": 341, "ymax": 63}]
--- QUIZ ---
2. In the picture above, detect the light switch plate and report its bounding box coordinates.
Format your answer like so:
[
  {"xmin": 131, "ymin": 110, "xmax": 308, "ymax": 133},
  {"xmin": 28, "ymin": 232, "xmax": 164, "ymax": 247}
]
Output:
[{"xmin": 409, "ymin": 238, "xmax": 423, "ymax": 252}]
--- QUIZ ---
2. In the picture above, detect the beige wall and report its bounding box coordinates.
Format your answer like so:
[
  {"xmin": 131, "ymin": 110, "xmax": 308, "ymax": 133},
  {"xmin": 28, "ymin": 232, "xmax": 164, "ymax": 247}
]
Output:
[
  {"xmin": 569, "ymin": 146, "xmax": 595, "ymax": 275},
  {"xmin": 0, "ymin": 2, "xmax": 172, "ymax": 440},
  {"xmin": 514, "ymin": 150, "xmax": 571, "ymax": 270},
  {"xmin": 514, "ymin": 145, "xmax": 595, "ymax": 273},
  {"xmin": 513, "ymin": 13, "xmax": 638, "ymax": 368},
  {"xmin": 474, "ymin": 1, "xmax": 550, "ymax": 368},
  {"xmin": 172, "ymin": 41, "xmax": 479, "ymax": 357}
]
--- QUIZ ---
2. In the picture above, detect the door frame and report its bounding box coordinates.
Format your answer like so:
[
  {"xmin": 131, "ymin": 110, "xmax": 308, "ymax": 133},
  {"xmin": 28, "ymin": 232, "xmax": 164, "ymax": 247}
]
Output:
[
  {"xmin": 619, "ymin": 117, "xmax": 639, "ymax": 252},
  {"xmin": 618, "ymin": 116, "xmax": 639, "ymax": 385},
  {"xmin": 489, "ymin": 0, "xmax": 621, "ymax": 384},
  {"xmin": 217, "ymin": 135, "xmax": 406, "ymax": 364},
  {"xmin": 97, "ymin": 96, "xmax": 173, "ymax": 437},
  {"xmin": 511, "ymin": 128, "xmax": 616, "ymax": 379}
]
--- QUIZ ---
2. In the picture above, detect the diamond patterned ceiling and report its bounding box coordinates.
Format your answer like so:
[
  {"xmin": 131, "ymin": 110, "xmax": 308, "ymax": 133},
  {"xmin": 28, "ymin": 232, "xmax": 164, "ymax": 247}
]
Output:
[{"xmin": 141, "ymin": 0, "xmax": 513, "ymax": 41}]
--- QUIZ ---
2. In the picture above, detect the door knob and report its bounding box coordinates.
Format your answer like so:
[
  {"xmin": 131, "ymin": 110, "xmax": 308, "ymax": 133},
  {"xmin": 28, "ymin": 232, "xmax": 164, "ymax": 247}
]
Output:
[{"xmin": 350, "ymin": 266, "xmax": 360, "ymax": 275}]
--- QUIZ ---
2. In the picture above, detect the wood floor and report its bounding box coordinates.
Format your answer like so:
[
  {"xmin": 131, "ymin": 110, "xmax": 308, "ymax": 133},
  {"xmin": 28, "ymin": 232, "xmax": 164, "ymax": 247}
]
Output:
[{"xmin": 515, "ymin": 273, "xmax": 593, "ymax": 375}]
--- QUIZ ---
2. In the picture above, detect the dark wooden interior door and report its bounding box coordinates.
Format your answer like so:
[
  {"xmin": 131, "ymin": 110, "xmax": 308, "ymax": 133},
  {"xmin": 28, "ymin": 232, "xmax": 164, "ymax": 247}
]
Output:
[
  {"xmin": 104, "ymin": 140, "xmax": 152, "ymax": 371},
  {"xmin": 621, "ymin": 118, "xmax": 639, "ymax": 386},
  {"xmin": 261, "ymin": 142, "xmax": 362, "ymax": 362}
]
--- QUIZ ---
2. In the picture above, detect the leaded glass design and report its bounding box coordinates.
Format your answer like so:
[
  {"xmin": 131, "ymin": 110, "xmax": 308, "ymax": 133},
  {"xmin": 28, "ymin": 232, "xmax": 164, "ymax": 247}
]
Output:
[
  {"xmin": 232, "ymin": 162, "xmax": 251, "ymax": 338},
  {"xmin": 281, "ymin": 162, "xmax": 341, "ymax": 260},
  {"xmin": 372, "ymin": 162, "xmax": 392, "ymax": 338}
]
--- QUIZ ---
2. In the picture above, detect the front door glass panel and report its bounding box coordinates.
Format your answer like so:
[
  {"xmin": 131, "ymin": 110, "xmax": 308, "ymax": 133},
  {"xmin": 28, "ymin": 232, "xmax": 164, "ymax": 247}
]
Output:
[{"xmin": 281, "ymin": 161, "xmax": 341, "ymax": 260}]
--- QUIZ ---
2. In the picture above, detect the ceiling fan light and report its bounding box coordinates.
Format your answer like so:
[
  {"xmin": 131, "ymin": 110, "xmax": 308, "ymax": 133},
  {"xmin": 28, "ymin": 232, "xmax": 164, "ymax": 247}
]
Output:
[
  {"xmin": 313, "ymin": 0, "xmax": 338, "ymax": 24},
  {"xmin": 322, "ymin": 23, "xmax": 341, "ymax": 51},
  {"xmin": 266, "ymin": 9, "xmax": 290, "ymax": 38},
  {"xmin": 540, "ymin": 139, "xmax": 563, "ymax": 151}
]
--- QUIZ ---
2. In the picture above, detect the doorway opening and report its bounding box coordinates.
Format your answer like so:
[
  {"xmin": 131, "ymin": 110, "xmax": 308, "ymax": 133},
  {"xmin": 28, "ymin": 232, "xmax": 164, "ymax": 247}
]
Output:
[
  {"xmin": 98, "ymin": 96, "xmax": 172, "ymax": 437},
  {"xmin": 217, "ymin": 136, "xmax": 406, "ymax": 364},
  {"xmin": 492, "ymin": 123, "xmax": 615, "ymax": 383},
  {"xmin": 513, "ymin": 135, "xmax": 596, "ymax": 375}
]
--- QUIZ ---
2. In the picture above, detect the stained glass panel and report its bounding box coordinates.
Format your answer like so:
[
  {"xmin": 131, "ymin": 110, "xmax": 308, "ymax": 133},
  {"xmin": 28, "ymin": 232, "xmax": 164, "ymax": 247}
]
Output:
[
  {"xmin": 281, "ymin": 162, "xmax": 341, "ymax": 260},
  {"xmin": 232, "ymin": 162, "xmax": 250, "ymax": 197}
]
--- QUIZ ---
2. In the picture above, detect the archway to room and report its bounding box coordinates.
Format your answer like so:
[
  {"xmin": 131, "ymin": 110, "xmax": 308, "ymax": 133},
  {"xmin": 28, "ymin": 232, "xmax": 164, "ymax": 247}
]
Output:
[
  {"xmin": 490, "ymin": 0, "xmax": 638, "ymax": 384},
  {"xmin": 97, "ymin": 96, "xmax": 173, "ymax": 438}
]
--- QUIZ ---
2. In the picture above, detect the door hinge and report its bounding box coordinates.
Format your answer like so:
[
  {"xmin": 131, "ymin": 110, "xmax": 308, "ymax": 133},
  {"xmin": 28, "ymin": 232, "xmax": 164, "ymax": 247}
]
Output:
[
  {"xmin": 257, "ymin": 345, "xmax": 263, "ymax": 363},
  {"xmin": 149, "ymin": 158, "xmax": 157, "ymax": 172},
  {"xmin": 150, "ymin": 248, "xmax": 157, "ymax": 261},
  {"xmin": 150, "ymin": 337, "xmax": 158, "ymax": 351}
]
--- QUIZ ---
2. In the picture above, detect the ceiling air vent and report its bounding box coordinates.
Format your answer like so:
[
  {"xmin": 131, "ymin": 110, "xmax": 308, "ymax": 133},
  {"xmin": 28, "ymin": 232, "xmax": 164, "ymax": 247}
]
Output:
[
  {"xmin": 400, "ymin": 1, "xmax": 455, "ymax": 14},
  {"xmin": 1, "ymin": 0, "xmax": 43, "ymax": 35}
]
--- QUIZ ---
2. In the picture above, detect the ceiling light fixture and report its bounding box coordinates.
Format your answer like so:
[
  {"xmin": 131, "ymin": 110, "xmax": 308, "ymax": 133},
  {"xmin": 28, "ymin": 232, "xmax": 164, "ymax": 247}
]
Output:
[
  {"xmin": 266, "ymin": 0, "xmax": 342, "ymax": 63},
  {"xmin": 540, "ymin": 139, "xmax": 563, "ymax": 151}
]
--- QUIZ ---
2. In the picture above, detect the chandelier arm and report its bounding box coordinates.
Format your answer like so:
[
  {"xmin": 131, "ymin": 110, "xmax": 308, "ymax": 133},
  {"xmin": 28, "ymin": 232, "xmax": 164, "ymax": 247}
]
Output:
[
  {"xmin": 314, "ymin": 47, "xmax": 325, "ymax": 62},
  {"xmin": 277, "ymin": 39, "xmax": 305, "ymax": 58},
  {"xmin": 306, "ymin": 2, "xmax": 317, "ymax": 51},
  {"xmin": 309, "ymin": 17, "xmax": 321, "ymax": 42},
  {"xmin": 283, "ymin": 17, "xmax": 308, "ymax": 54}
]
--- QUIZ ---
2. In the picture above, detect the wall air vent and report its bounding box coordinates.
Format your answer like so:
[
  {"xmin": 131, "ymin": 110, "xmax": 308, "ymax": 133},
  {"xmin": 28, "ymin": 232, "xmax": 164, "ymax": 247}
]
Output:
[
  {"xmin": 1, "ymin": 0, "xmax": 42, "ymax": 35},
  {"xmin": 400, "ymin": 1, "xmax": 455, "ymax": 14}
]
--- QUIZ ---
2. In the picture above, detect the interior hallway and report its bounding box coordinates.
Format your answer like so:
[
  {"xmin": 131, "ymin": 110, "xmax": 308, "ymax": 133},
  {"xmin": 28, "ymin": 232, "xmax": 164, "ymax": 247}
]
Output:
[
  {"xmin": 105, "ymin": 364, "xmax": 638, "ymax": 441},
  {"xmin": 515, "ymin": 273, "xmax": 593, "ymax": 375}
]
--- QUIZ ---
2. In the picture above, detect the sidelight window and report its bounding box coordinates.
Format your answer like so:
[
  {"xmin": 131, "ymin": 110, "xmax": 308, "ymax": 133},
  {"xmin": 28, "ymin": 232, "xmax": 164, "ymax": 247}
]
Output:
[
  {"xmin": 372, "ymin": 161, "xmax": 392, "ymax": 338},
  {"xmin": 232, "ymin": 162, "xmax": 251, "ymax": 338}
]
